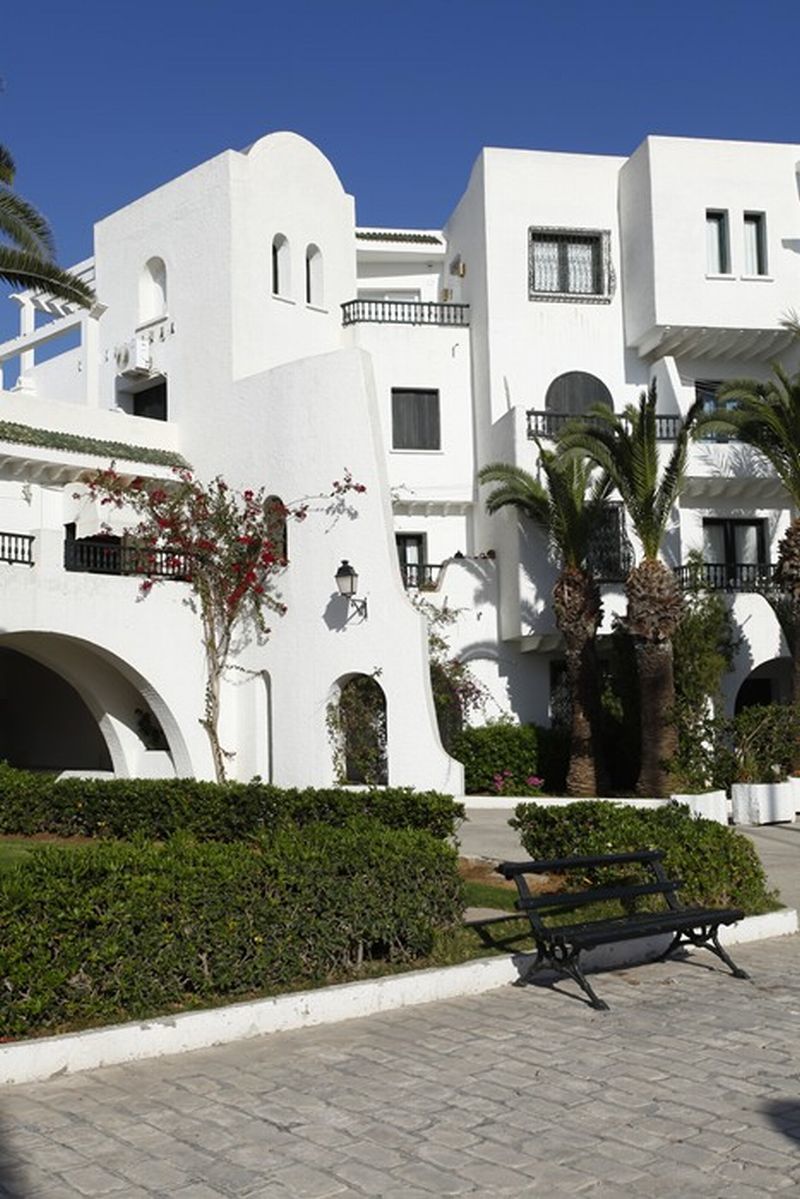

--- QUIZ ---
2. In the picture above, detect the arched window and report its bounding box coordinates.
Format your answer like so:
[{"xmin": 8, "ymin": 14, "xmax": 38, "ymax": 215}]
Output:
[
  {"xmin": 139, "ymin": 257, "xmax": 167, "ymax": 324},
  {"xmin": 333, "ymin": 674, "xmax": 388, "ymax": 785},
  {"xmin": 265, "ymin": 495, "xmax": 288, "ymax": 562},
  {"xmin": 305, "ymin": 243, "xmax": 323, "ymax": 306},
  {"xmin": 544, "ymin": 371, "xmax": 613, "ymax": 416},
  {"xmin": 271, "ymin": 234, "xmax": 290, "ymax": 297}
]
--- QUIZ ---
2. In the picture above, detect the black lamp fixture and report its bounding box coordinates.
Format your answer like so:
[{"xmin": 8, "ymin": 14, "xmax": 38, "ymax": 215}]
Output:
[{"xmin": 335, "ymin": 559, "xmax": 367, "ymax": 619}]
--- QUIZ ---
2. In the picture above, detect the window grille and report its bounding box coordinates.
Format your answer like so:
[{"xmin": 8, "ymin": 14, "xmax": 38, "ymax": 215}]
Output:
[{"xmin": 529, "ymin": 228, "xmax": 611, "ymax": 302}]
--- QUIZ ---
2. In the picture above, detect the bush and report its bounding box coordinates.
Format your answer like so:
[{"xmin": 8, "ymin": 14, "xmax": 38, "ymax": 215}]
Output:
[
  {"xmin": 0, "ymin": 764, "xmax": 462, "ymax": 841},
  {"xmin": 450, "ymin": 724, "xmax": 541, "ymax": 795},
  {"xmin": 510, "ymin": 800, "xmax": 775, "ymax": 914},
  {"xmin": 0, "ymin": 820, "xmax": 463, "ymax": 1038},
  {"xmin": 725, "ymin": 703, "xmax": 800, "ymax": 786}
]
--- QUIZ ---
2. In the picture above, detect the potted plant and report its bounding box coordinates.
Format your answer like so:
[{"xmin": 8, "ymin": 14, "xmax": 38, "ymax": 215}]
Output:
[{"xmin": 729, "ymin": 704, "xmax": 796, "ymax": 825}]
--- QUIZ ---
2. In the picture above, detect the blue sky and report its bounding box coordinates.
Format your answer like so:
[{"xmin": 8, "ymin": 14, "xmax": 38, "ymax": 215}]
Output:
[{"xmin": 4, "ymin": 0, "xmax": 800, "ymax": 278}]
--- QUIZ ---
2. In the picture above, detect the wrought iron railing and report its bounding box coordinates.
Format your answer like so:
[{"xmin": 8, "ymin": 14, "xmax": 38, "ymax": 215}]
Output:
[
  {"xmin": 400, "ymin": 562, "xmax": 442, "ymax": 590},
  {"xmin": 0, "ymin": 531, "xmax": 34, "ymax": 566},
  {"xmin": 526, "ymin": 409, "xmax": 737, "ymax": 442},
  {"xmin": 674, "ymin": 562, "xmax": 777, "ymax": 592},
  {"xmin": 342, "ymin": 300, "xmax": 470, "ymax": 327},
  {"xmin": 64, "ymin": 540, "xmax": 190, "ymax": 579}
]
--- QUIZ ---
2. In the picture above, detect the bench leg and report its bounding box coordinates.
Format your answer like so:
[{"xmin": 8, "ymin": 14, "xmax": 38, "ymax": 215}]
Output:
[
  {"xmin": 517, "ymin": 944, "xmax": 610, "ymax": 1011},
  {"xmin": 657, "ymin": 927, "xmax": 749, "ymax": 980}
]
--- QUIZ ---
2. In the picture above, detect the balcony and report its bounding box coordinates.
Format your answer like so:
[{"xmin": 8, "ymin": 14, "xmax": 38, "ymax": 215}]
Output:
[
  {"xmin": 674, "ymin": 562, "xmax": 777, "ymax": 593},
  {"xmin": 342, "ymin": 300, "xmax": 470, "ymax": 327},
  {"xmin": 64, "ymin": 540, "xmax": 190, "ymax": 580},
  {"xmin": 0, "ymin": 532, "xmax": 34, "ymax": 566},
  {"xmin": 526, "ymin": 410, "xmax": 731, "ymax": 442},
  {"xmin": 400, "ymin": 562, "xmax": 442, "ymax": 590}
]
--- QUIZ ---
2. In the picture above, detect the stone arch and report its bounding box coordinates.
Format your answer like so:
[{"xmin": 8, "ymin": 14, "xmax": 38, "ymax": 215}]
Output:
[
  {"xmin": 330, "ymin": 672, "xmax": 388, "ymax": 785},
  {"xmin": 265, "ymin": 495, "xmax": 288, "ymax": 562},
  {"xmin": 734, "ymin": 657, "xmax": 792, "ymax": 714},
  {"xmin": 271, "ymin": 234, "xmax": 290, "ymax": 297},
  {"xmin": 0, "ymin": 631, "xmax": 190, "ymax": 778},
  {"xmin": 139, "ymin": 256, "xmax": 167, "ymax": 324},
  {"xmin": 305, "ymin": 243, "xmax": 323, "ymax": 306},
  {"xmin": 545, "ymin": 371, "xmax": 613, "ymax": 416}
]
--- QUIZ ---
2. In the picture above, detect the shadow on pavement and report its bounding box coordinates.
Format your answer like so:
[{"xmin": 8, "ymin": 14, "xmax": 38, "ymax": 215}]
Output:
[
  {"xmin": 0, "ymin": 1116, "xmax": 30, "ymax": 1197},
  {"xmin": 764, "ymin": 1099, "xmax": 800, "ymax": 1143}
]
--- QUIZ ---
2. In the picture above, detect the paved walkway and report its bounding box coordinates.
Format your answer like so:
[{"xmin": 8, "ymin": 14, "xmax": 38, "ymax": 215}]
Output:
[{"xmin": 3, "ymin": 935, "xmax": 800, "ymax": 1197}]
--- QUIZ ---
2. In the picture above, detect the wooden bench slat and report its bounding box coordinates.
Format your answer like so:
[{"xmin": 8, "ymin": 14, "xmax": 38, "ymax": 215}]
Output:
[
  {"xmin": 518, "ymin": 879, "xmax": 681, "ymax": 912},
  {"xmin": 497, "ymin": 849, "xmax": 664, "ymax": 878}
]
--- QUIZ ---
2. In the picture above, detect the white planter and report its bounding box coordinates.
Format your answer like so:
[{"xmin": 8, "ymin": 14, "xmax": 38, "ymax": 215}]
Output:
[
  {"xmin": 790, "ymin": 777, "xmax": 800, "ymax": 816},
  {"xmin": 731, "ymin": 781, "xmax": 794, "ymax": 825},
  {"xmin": 672, "ymin": 790, "xmax": 728, "ymax": 825}
]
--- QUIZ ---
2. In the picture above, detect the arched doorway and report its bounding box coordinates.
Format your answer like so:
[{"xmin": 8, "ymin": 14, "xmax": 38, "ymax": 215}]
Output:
[
  {"xmin": 0, "ymin": 632, "xmax": 188, "ymax": 778},
  {"xmin": 331, "ymin": 674, "xmax": 388, "ymax": 785},
  {"xmin": 735, "ymin": 658, "xmax": 792, "ymax": 714},
  {"xmin": 545, "ymin": 371, "xmax": 613, "ymax": 416},
  {"xmin": 0, "ymin": 648, "xmax": 112, "ymax": 771}
]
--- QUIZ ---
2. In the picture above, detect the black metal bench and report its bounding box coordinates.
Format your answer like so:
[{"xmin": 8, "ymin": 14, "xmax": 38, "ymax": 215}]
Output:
[{"xmin": 497, "ymin": 849, "xmax": 749, "ymax": 1011}]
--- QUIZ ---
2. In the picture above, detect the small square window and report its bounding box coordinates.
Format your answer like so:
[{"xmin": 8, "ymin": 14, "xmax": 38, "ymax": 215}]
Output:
[
  {"xmin": 706, "ymin": 210, "xmax": 730, "ymax": 274},
  {"xmin": 391, "ymin": 389, "xmax": 440, "ymax": 450},
  {"xmin": 743, "ymin": 212, "xmax": 767, "ymax": 275},
  {"xmin": 528, "ymin": 228, "xmax": 611, "ymax": 303}
]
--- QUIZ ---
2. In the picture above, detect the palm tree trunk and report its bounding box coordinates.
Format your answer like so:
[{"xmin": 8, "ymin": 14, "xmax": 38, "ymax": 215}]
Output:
[
  {"xmin": 634, "ymin": 638, "xmax": 678, "ymax": 797},
  {"xmin": 564, "ymin": 641, "xmax": 598, "ymax": 797},
  {"xmin": 553, "ymin": 567, "xmax": 602, "ymax": 797}
]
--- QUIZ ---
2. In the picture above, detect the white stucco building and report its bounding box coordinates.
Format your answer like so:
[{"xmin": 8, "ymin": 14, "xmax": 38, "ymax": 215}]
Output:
[{"xmin": 1, "ymin": 131, "xmax": 798, "ymax": 787}]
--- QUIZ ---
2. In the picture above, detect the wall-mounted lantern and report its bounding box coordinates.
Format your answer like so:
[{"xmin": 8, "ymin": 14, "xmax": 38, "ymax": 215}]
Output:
[{"xmin": 335, "ymin": 559, "xmax": 367, "ymax": 619}]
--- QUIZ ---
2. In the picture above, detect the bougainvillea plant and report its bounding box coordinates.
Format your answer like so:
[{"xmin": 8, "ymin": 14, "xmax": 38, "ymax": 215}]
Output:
[{"xmin": 82, "ymin": 465, "xmax": 365, "ymax": 781}]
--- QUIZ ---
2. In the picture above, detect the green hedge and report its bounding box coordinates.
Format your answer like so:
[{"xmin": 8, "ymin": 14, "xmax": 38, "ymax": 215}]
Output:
[
  {"xmin": 0, "ymin": 820, "xmax": 463, "ymax": 1038},
  {"xmin": 0, "ymin": 418, "xmax": 188, "ymax": 468},
  {"xmin": 450, "ymin": 724, "xmax": 540, "ymax": 795},
  {"xmin": 0, "ymin": 763, "xmax": 462, "ymax": 841},
  {"xmin": 510, "ymin": 800, "xmax": 775, "ymax": 914}
]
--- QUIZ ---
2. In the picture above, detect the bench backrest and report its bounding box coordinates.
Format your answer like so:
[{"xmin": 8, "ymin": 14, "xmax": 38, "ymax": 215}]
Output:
[{"xmin": 497, "ymin": 850, "xmax": 682, "ymax": 934}]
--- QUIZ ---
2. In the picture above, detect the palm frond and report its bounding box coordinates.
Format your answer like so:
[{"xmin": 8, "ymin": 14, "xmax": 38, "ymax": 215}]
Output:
[
  {"xmin": 0, "ymin": 145, "xmax": 14, "ymax": 186},
  {"xmin": 0, "ymin": 188, "xmax": 56, "ymax": 258},
  {"xmin": 0, "ymin": 247, "xmax": 95, "ymax": 308}
]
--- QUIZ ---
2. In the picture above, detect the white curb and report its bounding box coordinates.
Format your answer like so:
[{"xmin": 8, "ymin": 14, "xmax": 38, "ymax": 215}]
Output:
[{"xmin": 2, "ymin": 909, "xmax": 796, "ymax": 1087}]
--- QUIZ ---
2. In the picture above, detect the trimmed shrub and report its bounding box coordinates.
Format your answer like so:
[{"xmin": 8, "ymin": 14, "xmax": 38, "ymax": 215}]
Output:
[
  {"xmin": 0, "ymin": 764, "xmax": 462, "ymax": 841},
  {"xmin": 0, "ymin": 820, "xmax": 463, "ymax": 1038},
  {"xmin": 450, "ymin": 724, "xmax": 540, "ymax": 795},
  {"xmin": 510, "ymin": 800, "xmax": 775, "ymax": 914}
]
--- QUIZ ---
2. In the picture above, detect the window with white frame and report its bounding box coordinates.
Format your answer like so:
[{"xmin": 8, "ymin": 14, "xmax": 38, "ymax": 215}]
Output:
[
  {"xmin": 391, "ymin": 388, "xmax": 440, "ymax": 450},
  {"xmin": 528, "ymin": 228, "xmax": 611, "ymax": 302},
  {"xmin": 706, "ymin": 210, "xmax": 730, "ymax": 274},
  {"xmin": 743, "ymin": 212, "xmax": 767, "ymax": 276}
]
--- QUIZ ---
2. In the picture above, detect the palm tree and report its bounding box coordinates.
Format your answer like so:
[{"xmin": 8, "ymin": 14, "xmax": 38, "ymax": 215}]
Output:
[
  {"xmin": 559, "ymin": 383, "xmax": 699, "ymax": 797},
  {"xmin": 698, "ymin": 365, "xmax": 800, "ymax": 748},
  {"xmin": 0, "ymin": 144, "xmax": 94, "ymax": 308},
  {"xmin": 479, "ymin": 450, "xmax": 610, "ymax": 796}
]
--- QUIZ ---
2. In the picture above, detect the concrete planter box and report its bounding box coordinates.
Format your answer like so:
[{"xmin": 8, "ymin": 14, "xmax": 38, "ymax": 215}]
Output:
[
  {"xmin": 672, "ymin": 790, "xmax": 728, "ymax": 825},
  {"xmin": 731, "ymin": 781, "xmax": 794, "ymax": 825}
]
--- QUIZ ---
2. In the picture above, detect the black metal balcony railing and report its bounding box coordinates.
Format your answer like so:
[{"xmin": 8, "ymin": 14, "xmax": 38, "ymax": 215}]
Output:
[
  {"xmin": 400, "ymin": 562, "xmax": 442, "ymax": 590},
  {"xmin": 0, "ymin": 531, "xmax": 34, "ymax": 566},
  {"xmin": 342, "ymin": 300, "xmax": 470, "ymax": 327},
  {"xmin": 526, "ymin": 410, "xmax": 737, "ymax": 442},
  {"xmin": 64, "ymin": 540, "xmax": 190, "ymax": 579},
  {"xmin": 674, "ymin": 562, "xmax": 777, "ymax": 593}
]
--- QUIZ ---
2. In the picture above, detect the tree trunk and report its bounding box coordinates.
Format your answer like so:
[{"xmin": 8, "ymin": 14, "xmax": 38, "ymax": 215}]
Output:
[
  {"xmin": 564, "ymin": 641, "xmax": 597, "ymax": 797},
  {"xmin": 634, "ymin": 637, "xmax": 678, "ymax": 797},
  {"xmin": 553, "ymin": 567, "xmax": 602, "ymax": 797}
]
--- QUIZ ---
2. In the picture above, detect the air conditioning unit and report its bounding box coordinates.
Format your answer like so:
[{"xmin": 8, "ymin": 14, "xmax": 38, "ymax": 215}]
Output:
[{"xmin": 114, "ymin": 335, "xmax": 152, "ymax": 378}]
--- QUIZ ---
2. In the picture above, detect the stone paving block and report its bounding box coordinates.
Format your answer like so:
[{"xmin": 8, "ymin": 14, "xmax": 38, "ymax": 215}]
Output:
[
  {"xmin": 58, "ymin": 1164, "xmax": 130, "ymax": 1195},
  {"xmin": 395, "ymin": 1160, "xmax": 475, "ymax": 1194},
  {"xmin": 270, "ymin": 1161, "xmax": 349, "ymax": 1196}
]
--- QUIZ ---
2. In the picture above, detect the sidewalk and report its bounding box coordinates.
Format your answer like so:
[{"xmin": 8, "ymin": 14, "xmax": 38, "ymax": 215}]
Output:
[{"xmin": 2, "ymin": 935, "xmax": 799, "ymax": 1196}]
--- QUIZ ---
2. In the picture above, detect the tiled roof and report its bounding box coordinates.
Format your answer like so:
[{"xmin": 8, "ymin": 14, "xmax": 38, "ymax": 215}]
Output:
[{"xmin": 356, "ymin": 231, "xmax": 443, "ymax": 245}]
